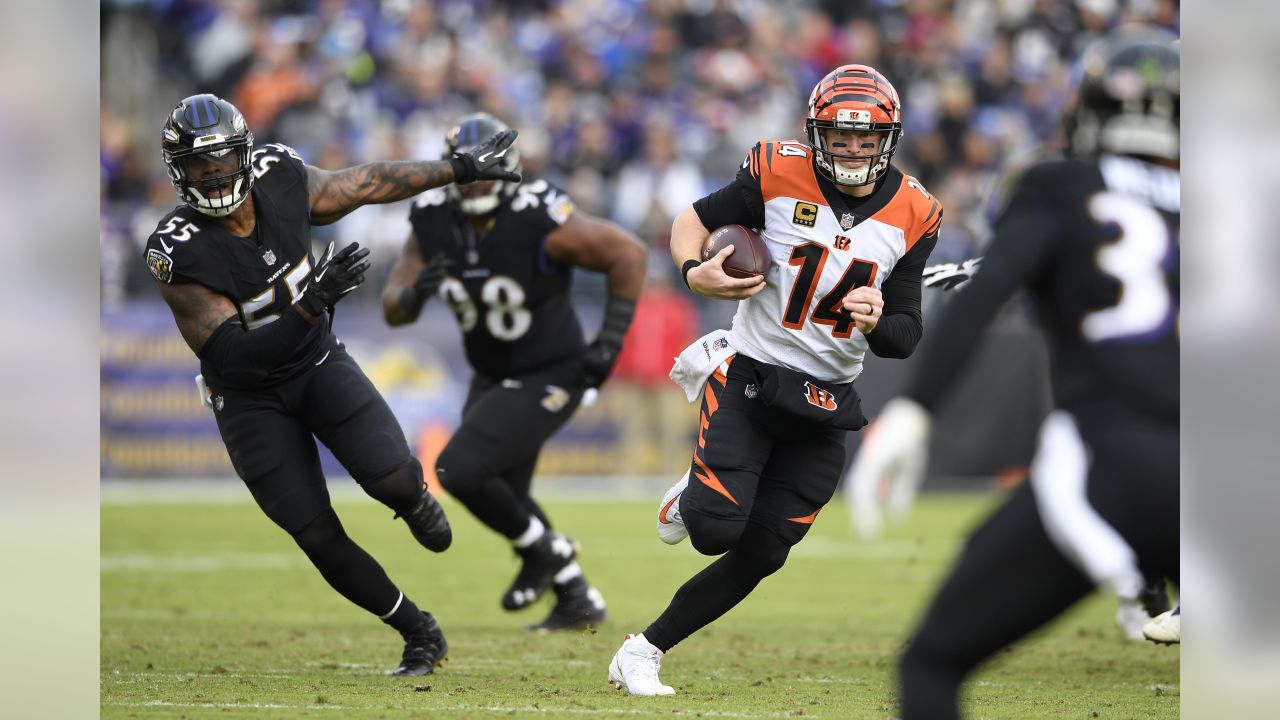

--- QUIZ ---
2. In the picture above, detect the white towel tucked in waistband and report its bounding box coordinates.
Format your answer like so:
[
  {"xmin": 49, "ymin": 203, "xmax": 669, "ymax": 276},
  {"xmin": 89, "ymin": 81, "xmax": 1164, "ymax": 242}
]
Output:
[{"xmin": 669, "ymin": 329, "xmax": 736, "ymax": 403}]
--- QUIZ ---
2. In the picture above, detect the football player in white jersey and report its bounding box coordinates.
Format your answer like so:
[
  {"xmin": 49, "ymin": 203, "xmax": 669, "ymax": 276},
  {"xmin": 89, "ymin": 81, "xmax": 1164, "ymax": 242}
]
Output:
[{"xmin": 609, "ymin": 64, "xmax": 941, "ymax": 695}]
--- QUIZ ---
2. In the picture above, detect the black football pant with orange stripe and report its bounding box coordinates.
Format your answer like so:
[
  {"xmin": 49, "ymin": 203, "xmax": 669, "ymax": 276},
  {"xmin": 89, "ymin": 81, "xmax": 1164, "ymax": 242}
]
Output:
[{"xmin": 644, "ymin": 355, "xmax": 846, "ymax": 652}]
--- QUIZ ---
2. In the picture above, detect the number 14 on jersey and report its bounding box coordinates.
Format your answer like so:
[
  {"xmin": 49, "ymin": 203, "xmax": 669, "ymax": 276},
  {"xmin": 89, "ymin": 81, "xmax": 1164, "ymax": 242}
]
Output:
[{"xmin": 782, "ymin": 242, "xmax": 878, "ymax": 338}]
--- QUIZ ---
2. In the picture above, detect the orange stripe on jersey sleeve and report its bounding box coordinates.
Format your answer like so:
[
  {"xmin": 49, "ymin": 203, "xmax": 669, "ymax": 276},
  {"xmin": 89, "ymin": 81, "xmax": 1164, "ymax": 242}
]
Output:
[
  {"xmin": 758, "ymin": 143, "xmax": 827, "ymax": 206},
  {"xmin": 869, "ymin": 174, "xmax": 943, "ymax": 252}
]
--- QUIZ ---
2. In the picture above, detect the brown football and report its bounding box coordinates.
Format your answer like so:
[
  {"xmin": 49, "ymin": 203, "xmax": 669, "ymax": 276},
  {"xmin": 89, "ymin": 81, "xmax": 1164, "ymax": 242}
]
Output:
[{"xmin": 702, "ymin": 224, "xmax": 771, "ymax": 279}]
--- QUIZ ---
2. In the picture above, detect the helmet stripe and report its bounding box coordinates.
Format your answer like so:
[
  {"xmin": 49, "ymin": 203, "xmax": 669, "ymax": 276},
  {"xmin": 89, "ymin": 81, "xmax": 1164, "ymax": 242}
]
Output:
[
  {"xmin": 814, "ymin": 93, "xmax": 899, "ymax": 118},
  {"xmin": 203, "ymin": 96, "xmax": 216, "ymax": 126},
  {"xmin": 823, "ymin": 80, "xmax": 893, "ymax": 102}
]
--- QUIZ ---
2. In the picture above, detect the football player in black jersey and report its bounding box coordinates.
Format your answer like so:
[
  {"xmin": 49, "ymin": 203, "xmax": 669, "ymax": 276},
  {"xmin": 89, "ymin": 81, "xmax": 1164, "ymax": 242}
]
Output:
[
  {"xmin": 382, "ymin": 113, "xmax": 648, "ymax": 632},
  {"xmin": 143, "ymin": 93, "xmax": 521, "ymax": 676},
  {"xmin": 847, "ymin": 29, "xmax": 1179, "ymax": 718}
]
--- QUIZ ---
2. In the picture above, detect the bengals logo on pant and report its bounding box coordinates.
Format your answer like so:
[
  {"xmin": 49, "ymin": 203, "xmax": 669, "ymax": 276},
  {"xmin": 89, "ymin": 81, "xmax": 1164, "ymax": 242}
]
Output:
[{"xmin": 803, "ymin": 381, "xmax": 838, "ymax": 411}]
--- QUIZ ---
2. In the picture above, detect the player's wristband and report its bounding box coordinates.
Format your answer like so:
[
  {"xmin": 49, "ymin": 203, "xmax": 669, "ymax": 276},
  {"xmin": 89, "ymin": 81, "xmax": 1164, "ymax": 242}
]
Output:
[
  {"xmin": 447, "ymin": 155, "xmax": 474, "ymax": 184},
  {"xmin": 681, "ymin": 259, "xmax": 701, "ymax": 289}
]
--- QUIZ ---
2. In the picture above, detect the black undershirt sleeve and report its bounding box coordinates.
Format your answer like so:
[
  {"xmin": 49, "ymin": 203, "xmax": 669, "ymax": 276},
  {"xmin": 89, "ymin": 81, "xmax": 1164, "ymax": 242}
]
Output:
[
  {"xmin": 692, "ymin": 159, "xmax": 766, "ymax": 230},
  {"xmin": 865, "ymin": 232, "xmax": 938, "ymax": 359},
  {"xmin": 903, "ymin": 169, "xmax": 1061, "ymax": 410},
  {"xmin": 198, "ymin": 310, "xmax": 320, "ymax": 386}
]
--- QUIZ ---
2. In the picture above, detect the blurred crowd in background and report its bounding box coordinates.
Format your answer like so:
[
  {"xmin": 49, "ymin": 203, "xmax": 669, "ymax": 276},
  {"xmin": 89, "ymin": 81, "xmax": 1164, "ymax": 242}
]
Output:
[{"xmin": 100, "ymin": 0, "xmax": 1178, "ymax": 341}]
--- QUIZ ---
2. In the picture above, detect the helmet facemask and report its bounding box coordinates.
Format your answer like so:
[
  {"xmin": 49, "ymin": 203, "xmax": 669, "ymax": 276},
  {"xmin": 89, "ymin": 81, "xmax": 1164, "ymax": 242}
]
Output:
[
  {"xmin": 165, "ymin": 140, "xmax": 254, "ymax": 217},
  {"xmin": 807, "ymin": 115, "xmax": 900, "ymax": 187},
  {"xmin": 450, "ymin": 173, "xmax": 515, "ymax": 216}
]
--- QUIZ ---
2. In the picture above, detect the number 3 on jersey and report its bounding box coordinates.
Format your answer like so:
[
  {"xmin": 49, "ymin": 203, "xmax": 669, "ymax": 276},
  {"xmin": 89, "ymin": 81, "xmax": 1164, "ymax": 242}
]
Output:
[
  {"xmin": 1082, "ymin": 192, "xmax": 1176, "ymax": 343},
  {"xmin": 782, "ymin": 243, "xmax": 878, "ymax": 338}
]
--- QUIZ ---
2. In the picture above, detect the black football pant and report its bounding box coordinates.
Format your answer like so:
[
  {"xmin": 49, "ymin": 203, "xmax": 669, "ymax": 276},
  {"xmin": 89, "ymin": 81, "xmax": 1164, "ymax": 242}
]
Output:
[
  {"xmin": 434, "ymin": 361, "xmax": 584, "ymax": 539},
  {"xmin": 899, "ymin": 412, "xmax": 1178, "ymax": 720},
  {"xmin": 644, "ymin": 356, "xmax": 847, "ymax": 652},
  {"xmin": 209, "ymin": 345, "xmax": 429, "ymax": 634}
]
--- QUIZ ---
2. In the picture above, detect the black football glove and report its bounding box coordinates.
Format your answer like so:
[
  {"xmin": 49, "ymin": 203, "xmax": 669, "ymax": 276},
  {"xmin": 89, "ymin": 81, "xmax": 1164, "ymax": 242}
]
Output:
[
  {"xmin": 298, "ymin": 241, "xmax": 371, "ymax": 317},
  {"xmin": 922, "ymin": 257, "xmax": 981, "ymax": 291},
  {"xmin": 578, "ymin": 334, "xmax": 624, "ymax": 390},
  {"xmin": 576, "ymin": 296, "xmax": 637, "ymax": 389},
  {"xmin": 412, "ymin": 252, "xmax": 454, "ymax": 301},
  {"xmin": 447, "ymin": 129, "xmax": 522, "ymax": 184}
]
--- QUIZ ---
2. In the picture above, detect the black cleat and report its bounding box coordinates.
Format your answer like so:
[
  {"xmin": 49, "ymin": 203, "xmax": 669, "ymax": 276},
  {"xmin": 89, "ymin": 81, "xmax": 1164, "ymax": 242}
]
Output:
[
  {"xmin": 395, "ymin": 489, "xmax": 452, "ymax": 552},
  {"xmin": 392, "ymin": 611, "xmax": 448, "ymax": 676},
  {"xmin": 527, "ymin": 576, "xmax": 607, "ymax": 632},
  {"xmin": 501, "ymin": 532, "xmax": 578, "ymax": 611}
]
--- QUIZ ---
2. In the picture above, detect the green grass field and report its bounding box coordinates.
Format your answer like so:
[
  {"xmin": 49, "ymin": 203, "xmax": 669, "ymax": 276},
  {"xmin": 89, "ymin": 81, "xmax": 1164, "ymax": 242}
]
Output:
[{"xmin": 101, "ymin": 491, "xmax": 1178, "ymax": 719}]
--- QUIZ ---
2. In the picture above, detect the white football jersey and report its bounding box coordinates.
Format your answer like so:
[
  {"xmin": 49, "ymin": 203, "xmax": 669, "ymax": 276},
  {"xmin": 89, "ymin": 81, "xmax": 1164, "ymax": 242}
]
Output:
[{"xmin": 727, "ymin": 140, "xmax": 942, "ymax": 383}]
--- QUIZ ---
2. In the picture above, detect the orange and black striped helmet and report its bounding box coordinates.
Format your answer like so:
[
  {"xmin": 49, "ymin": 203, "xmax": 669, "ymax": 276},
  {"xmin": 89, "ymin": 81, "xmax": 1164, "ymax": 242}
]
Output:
[{"xmin": 805, "ymin": 64, "xmax": 903, "ymax": 187}]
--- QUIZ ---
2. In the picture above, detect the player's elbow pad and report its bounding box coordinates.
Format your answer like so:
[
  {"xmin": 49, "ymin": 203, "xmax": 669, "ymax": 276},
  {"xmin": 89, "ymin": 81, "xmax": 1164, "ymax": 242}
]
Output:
[{"xmin": 198, "ymin": 311, "xmax": 314, "ymax": 385}]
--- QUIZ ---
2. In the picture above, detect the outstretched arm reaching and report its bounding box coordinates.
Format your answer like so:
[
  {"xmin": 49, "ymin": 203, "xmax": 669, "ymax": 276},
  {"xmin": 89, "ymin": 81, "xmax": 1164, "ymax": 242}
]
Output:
[{"xmin": 305, "ymin": 129, "xmax": 522, "ymax": 225}]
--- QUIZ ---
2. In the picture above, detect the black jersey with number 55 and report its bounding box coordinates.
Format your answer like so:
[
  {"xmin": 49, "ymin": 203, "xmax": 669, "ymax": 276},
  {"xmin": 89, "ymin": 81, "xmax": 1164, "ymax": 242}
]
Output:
[
  {"xmin": 143, "ymin": 143, "xmax": 332, "ymax": 388},
  {"xmin": 408, "ymin": 178, "xmax": 586, "ymax": 379},
  {"xmin": 909, "ymin": 153, "xmax": 1179, "ymax": 426}
]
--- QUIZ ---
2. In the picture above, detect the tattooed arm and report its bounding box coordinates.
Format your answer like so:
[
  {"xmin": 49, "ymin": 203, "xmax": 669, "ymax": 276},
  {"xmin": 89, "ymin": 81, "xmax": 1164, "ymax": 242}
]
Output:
[
  {"xmin": 306, "ymin": 161, "xmax": 458, "ymax": 226},
  {"xmin": 304, "ymin": 129, "xmax": 521, "ymax": 226}
]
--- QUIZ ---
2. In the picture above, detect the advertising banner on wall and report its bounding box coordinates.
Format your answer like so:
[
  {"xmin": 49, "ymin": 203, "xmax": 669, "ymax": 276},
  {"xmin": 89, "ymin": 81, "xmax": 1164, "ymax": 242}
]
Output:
[{"xmin": 102, "ymin": 301, "xmax": 1050, "ymax": 487}]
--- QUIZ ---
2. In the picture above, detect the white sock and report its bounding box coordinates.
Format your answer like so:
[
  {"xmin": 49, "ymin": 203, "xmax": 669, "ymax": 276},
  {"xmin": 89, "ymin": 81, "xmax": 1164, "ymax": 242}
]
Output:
[
  {"xmin": 513, "ymin": 516, "xmax": 547, "ymax": 548},
  {"xmin": 553, "ymin": 561, "xmax": 583, "ymax": 585}
]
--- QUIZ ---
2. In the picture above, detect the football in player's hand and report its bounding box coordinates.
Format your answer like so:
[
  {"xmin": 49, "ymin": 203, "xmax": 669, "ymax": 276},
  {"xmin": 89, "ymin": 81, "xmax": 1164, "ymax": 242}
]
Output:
[{"xmin": 703, "ymin": 224, "xmax": 771, "ymax": 279}]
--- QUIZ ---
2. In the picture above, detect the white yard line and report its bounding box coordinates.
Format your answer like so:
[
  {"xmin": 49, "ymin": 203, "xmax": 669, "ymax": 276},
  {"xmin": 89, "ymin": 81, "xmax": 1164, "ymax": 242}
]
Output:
[
  {"xmin": 101, "ymin": 552, "xmax": 301, "ymax": 572},
  {"xmin": 101, "ymin": 477, "xmax": 686, "ymax": 504},
  {"xmin": 107, "ymin": 700, "xmax": 796, "ymax": 717}
]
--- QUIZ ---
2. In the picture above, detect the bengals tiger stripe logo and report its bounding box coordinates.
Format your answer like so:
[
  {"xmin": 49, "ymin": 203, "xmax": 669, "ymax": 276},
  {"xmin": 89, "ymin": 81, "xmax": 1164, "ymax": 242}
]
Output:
[{"xmin": 803, "ymin": 381, "xmax": 838, "ymax": 411}]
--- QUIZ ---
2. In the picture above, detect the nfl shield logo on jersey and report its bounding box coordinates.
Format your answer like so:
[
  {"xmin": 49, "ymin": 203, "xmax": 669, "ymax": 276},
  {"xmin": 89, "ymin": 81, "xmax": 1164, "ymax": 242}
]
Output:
[
  {"xmin": 839, "ymin": 212, "xmax": 856, "ymax": 230},
  {"xmin": 262, "ymin": 250, "xmax": 276, "ymax": 266}
]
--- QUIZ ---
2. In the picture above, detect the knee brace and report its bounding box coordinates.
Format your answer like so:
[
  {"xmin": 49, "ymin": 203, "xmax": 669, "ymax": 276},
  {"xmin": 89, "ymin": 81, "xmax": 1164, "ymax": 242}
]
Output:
[
  {"xmin": 362, "ymin": 457, "xmax": 425, "ymax": 515},
  {"xmin": 687, "ymin": 513, "xmax": 747, "ymax": 556},
  {"xmin": 435, "ymin": 441, "xmax": 489, "ymax": 497}
]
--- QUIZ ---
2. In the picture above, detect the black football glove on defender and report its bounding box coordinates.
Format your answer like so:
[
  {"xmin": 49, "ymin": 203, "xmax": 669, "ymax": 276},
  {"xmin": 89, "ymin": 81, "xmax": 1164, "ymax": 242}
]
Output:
[
  {"xmin": 578, "ymin": 296, "xmax": 636, "ymax": 389},
  {"xmin": 398, "ymin": 252, "xmax": 454, "ymax": 316},
  {"xmin": 447, "ymin": 129, "xmax": 522, "ymax": 184},
  {"xmin": 414, "ymin": 253, "xmax": 454, "ymax": 299},
  {"xmin": 298, "ymin": 241, "xmax": 371, "ymax": 317}
]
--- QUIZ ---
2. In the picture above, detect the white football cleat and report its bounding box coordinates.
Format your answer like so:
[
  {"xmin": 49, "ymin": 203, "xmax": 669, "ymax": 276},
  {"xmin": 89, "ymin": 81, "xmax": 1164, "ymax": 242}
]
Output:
[
  {"xmin": 656, "ymin": 472, "xmax": 689, "ymax": 545},
  {"xmin": 608, "ymin": 633, "xmax": 676, "ymax": 696},
  {"xmin": 1143, "ymin": 606, "xmax": 1180, "ymax": 645}
]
